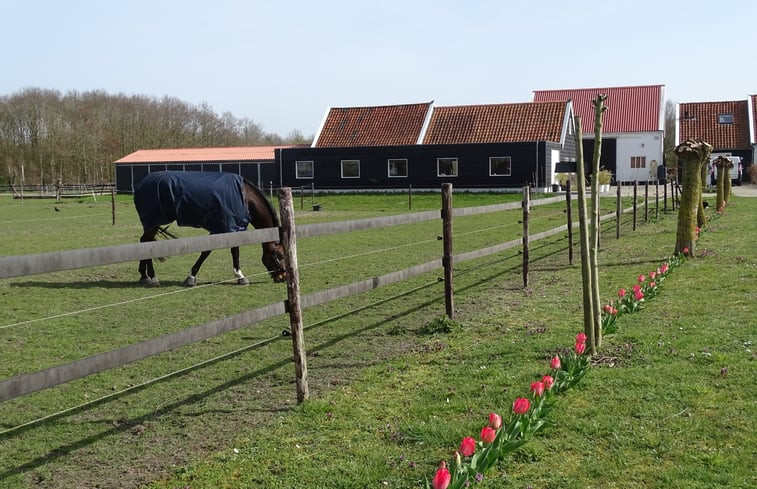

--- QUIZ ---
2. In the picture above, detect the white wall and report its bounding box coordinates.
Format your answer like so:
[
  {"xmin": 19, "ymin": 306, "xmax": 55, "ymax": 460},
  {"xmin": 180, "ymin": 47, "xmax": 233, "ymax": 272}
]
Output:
[{"xmin": 611, "ymin": 131, "xmax": 664, "ymax": 183}]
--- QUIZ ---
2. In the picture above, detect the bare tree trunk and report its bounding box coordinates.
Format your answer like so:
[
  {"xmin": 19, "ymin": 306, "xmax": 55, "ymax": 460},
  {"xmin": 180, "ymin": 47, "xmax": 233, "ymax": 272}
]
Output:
[
  {"xmin": 673, "ymin": 139, "xmax": 712, "ymax": 256},
  {"xmin": 573, "ymin": 116, "xmax": 595, "ymax": 354},
  {"xmin": 589, "ymin": 94, "xmax": 607, "ymax": 349},
  {"xmin": 698, "ymin": 162, "xmax": 707, "ymax": 228},
  {"xmin": 714, "ymin": 155, "xmax": 729, "ymax": 211}
]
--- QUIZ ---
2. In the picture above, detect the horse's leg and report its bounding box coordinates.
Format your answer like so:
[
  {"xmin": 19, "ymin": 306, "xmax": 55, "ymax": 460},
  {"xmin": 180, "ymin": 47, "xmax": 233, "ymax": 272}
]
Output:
[
  {"xmin": 230, "ymin": 246, "xmax": 249, "ymax": 285},
  {"xmin": 184, "ymin": 250, "xmax": 212, "ymax": 287},
  {"xmin": 139, "ymin": 229, "xmax": 160, "ymax": 287}
]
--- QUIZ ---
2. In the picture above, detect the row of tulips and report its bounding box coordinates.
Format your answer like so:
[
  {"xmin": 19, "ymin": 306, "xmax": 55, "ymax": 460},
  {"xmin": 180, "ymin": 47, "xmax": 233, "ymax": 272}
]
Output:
[
  {"xmin": 600, "ymin": 253, "xmax": 684, "ymax": 335},
  {"xmin": 429, "ymin": 334, "xmax": 590, "ymax": 489}
]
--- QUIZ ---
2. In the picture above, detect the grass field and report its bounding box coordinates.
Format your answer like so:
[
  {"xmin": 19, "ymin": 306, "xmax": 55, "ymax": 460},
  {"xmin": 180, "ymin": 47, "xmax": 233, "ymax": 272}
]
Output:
[{"xmin": 0, "ymin": 190, "xmax": 753, "ymax": 488}]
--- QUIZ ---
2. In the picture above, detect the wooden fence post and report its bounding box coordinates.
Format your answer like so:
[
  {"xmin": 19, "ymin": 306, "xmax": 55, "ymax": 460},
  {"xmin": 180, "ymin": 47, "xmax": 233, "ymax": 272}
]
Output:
[
  {"xmin": 441, "ymin": 183, "xmax": 454, "ymax": 319},
  {"xmin": 522, "ymin": 185, "xmax": 530, "ymax": 288},
  {"xmin": 644, "ymin": 181, "xmax": 649, "ymax": 223},
  {"xmin": 664, "ymin": 179, "xmax": 668, "ymax": 212},
  {"xmin": 111, "ymin": 187, "xmax": 116, "ymax": 226},
  {"xmin": 566, "ymin": 179, "xmax": 573, "ymax": 265},
  {"xmin": 278, "ymin": 187, "xmax": 309, "ymax": 404},
  {"xmin": 408, "ymin": 184, "xmax": 412, "ymax": 210},
  {"xmin": 633, "ymin": 180, "xmax": 638, "ymax": 231},
  {"xmin": 616, "ymin": 181, "xmax": 622, "ymax": 239},
  {"xmin": 655, "ymin": 179, "xmax": 659, "ymax": 220}
]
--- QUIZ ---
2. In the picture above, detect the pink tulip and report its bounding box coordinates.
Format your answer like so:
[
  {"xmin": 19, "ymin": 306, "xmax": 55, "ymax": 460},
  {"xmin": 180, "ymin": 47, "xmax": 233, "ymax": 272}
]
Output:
[
  {"xmin": 638, "ymin": 274, "xmax": 646, "ymax": 283},
  {"xmin": 576, "ymin": 332, "xmax": 587, "ymax": 344},
  {"xmin": 650, "ymin": 281, "xmax": 656, "ymax": 288},
  {"xmin": 634, "ymin": 289, "xmax": 644, "ymax": 301},
  {"xmin": 618, "ymin": 288, "xmax": 627, "ymax": 298},
  {"xmin": 633, "ymin": 284, "xmax": 641, "ymax": 293},
  {"xmin": 550, "ymin": 355, "xmax": 561, "ymax": 370},
  {"xmin": 682, "ymin": 247, "xmax": 689, "ymax": 255},
  {"xmin": 542, "ymin": 375, "xmax": 554, "ymax": 389},
  {"xmin": 480, "ymin": 426, "xmax": 496, "ymax": 444},
  {"xmin": 488, "ymin": 412, "xmax": 502, "ymax": 430},
  {"xmin": 512, "ymin": 397, "xmax": 531, "ymax": 415},
  {"xmin": 530, "ymin": 381, "xmax": 545, "ymax": 397},
  {"xmin": 649, "ymin": 271, "xmax": 657, "ymax": 280},
  {"xmin": 660, "ymin": 263, "xmax": 669, "ymax": 274},
  {"xmin": 459, "ymin": 436, "xmax": 476, "ymax": 457},
  {"xmin": 575, "ymin": 342, "xmax": 586, "ymax": 355},
  {"xmin": 432, "ymin": 463, "xmax": 451, "ymax": 489}
]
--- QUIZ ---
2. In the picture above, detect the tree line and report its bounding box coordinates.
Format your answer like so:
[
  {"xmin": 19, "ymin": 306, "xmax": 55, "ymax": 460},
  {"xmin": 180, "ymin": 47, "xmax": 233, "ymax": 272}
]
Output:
[{"xmin": 0, "ymin": 88, "xmax": 311, "ymax": 186}]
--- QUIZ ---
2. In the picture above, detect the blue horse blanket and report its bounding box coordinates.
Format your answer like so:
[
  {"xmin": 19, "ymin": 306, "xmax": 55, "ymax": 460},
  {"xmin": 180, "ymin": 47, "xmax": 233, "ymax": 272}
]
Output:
[{"xmin": 134, "ymin": 171, "xmax": 251, "ymax": 234}]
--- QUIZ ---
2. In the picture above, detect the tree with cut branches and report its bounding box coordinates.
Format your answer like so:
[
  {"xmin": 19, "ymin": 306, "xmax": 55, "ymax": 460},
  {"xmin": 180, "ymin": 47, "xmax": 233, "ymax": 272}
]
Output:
[{"xmin": 673, "ymin": 139, "xmax": 712, "ymax": 256}]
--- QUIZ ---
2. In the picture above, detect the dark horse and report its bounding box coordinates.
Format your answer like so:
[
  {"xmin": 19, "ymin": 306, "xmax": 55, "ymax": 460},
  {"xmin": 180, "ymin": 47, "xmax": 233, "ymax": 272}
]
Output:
[{"xmin": 134, "ymin": 171, "xmax": 287, "ymax": 286}]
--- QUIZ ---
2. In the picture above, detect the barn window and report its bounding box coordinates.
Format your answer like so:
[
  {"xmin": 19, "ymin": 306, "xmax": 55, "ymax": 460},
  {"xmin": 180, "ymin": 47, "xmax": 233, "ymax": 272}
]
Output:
[
  {"xmin": 388, "ymin": 158, "xmax": 408, "ymax": 178},
  {"xmin": 296, "ymin": 161, "xmax": 314, "ymax": 179},
  {"xmin": 489, "ymin": 156, "xmax": 512, "ymax": 176},
  {"xmin": 437, "ymin": 158, "xmax": 458, "ymax": 177},
  {"xmin": 630, "ymin": 156, "xmax": 646, "ymax": 169},
  {"xmin": 717, "ymin": 113, "xmax": 734, "ymax": 124},
  {"xmin": 341, "ymin": 160, "xmax": 360, "ymax": 178}
]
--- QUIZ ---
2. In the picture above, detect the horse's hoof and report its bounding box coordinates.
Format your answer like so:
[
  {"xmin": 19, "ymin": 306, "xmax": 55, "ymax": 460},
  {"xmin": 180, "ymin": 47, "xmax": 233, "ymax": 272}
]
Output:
[
  {"xmin": 237, "ymin": 277, "xmax": 250, "ymax": 285},
  {"xmin": 141, "ymin": 277, "xmax": 159, "ymax": 287},
  {"xmin": 184, "ymin": 276, "xmax": 197, "ymax": 287}
]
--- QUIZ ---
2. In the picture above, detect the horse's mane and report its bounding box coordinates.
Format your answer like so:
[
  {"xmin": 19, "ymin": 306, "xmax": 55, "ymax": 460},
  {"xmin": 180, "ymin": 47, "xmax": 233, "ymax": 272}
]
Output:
[{"xmin": 243, "ymin": 178, "xmax": 280, "ymax": 227}]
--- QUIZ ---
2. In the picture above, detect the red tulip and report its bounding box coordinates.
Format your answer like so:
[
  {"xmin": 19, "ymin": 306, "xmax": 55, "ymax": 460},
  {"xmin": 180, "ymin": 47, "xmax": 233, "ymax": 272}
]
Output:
[
  {"xmin": 512, "ymin": 397, "xmax": 531, "ymax": 414},
  {"xmin": 459, "ymin": 436, "xmax": 476, "ymax": 457},
  {"xmin": 530, "ymin": 381, "xmax": 545, "ymax": 397},
  {"xmin": 682, "ymin": 247, "xmax": 689, "ymax": 255},
  {"xmin": 550, "ymin": 355, "xmax": 561, "ymax": 370},
  {"xmin": 488, "ymin": 412, "xmax": 502, "ymax": 430},
  {"xmin": 618, "ymin": 287, "xmax": 627, "ymax": 298},
  {"xmin": 542, "ymin": 375, "xmax": 554, "ymax": 389},
  {"xmin": 432, "ymin": 463, "xmax": 451, "ymax": 489},
  {"xmin": 575, "ymin": 342, "xmax": 586, "ymax": 355},
  {"xmin": 480, "ymin": 426, "xmax": 496, "ymax": 444},
  {"xmin": 634, "ymin": 289, "xmax": 644, "ymax": 301},
  {"xmin": 576, "ymin": 332, "xmax": 587, "ymax": 344}
]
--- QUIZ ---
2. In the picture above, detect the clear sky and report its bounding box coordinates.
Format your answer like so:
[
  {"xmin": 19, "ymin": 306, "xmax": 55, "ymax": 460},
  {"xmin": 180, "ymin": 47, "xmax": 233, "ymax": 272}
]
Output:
[{"xmin": 3, "ymin": 0, "xmax": 755, "ymax": 138}]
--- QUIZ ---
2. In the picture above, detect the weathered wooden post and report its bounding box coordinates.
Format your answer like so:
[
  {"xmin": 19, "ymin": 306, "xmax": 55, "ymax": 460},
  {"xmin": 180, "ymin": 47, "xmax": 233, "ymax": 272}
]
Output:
[
  {"xmin": 441, "ymin": 183, "xmax": 454, "ymax": 318},
  {"xmin": 522, "ymin": 185, "xmax": 530, "ymax": 288},
  {"xmin": 632, "ymin": 180, "xmax": 638, "ymax": 231},
  {"xmin": 408, "ymin": 184, "xmax": 412, "ymax": 210},
  {"xmin": 663, "ymin": 178, "xmax": 668, "ymax": 212},
  {"xmin": 644, "ymin": 181, "xmax": 649, "ymax": 223},
  {"xmin": 111, "ymin": 187, "xmax": 116, "ymax": 226},
  {"xmin": 278, "ymin": 187, "xmax": 309, "ymax": 403},
  {"xmin": 655, "ymin": 179, "xmax": 660, "ymax": 219},
  {"xmin": 616, "ymin": 181, "xmax": 622, "ymax": 239},
  {"xmin": 566, "ymin": 179, "xmax": 573, "ymax": 265}
]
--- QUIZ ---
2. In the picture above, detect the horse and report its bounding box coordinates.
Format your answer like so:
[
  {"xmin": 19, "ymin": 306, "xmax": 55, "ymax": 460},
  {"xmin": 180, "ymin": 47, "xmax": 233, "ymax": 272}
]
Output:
[{"xmin": 133, "ymin": 171, "xmax": 287, "ymax": 287}]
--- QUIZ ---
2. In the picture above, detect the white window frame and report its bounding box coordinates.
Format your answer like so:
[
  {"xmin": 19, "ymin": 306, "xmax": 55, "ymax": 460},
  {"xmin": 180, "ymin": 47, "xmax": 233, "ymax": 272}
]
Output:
[
  {"xmin": 295, "ymin": 160, "xmax": 314, "ymax": 179},
  {"xmin": 437, "ymin": 157, "xmax": 458, "ymax": 177},
  {"xmin": 630, "ymin": 156, "xmax": 646, "ymax": 169},
  {"xmin": 387, "ymin": 158, "xmax": 408, "ymax": 178},
  {"xmin": 489, "ymin": 156, "xmax": 512, "ymax": 176},
  {"xmin": 341, "ymin": 159, "xmax": 360, "ymax": 178}
]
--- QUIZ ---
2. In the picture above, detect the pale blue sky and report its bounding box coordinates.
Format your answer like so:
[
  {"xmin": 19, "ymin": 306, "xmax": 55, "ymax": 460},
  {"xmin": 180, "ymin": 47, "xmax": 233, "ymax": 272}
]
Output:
[{"xmin": 3, "ymin": 0, "xmax": 755, "ymax": 137}]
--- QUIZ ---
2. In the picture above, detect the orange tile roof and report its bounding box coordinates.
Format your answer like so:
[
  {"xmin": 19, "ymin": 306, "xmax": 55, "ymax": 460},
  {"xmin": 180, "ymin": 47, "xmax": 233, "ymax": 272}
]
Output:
[
  {"xmin": 422, "ymin": 101, "xmax": 568, "ymax": 145},
  {"xmin": 115, "ymin": 145, "xmax": 297, "ymax": 164},
  {"xmin": 678, "ymin": 100, "xmax": 751, "ymax": 149},
  {"xmin": 533, "ymin": 84, "xmax": 664, "ymax": 133},
  {"xmin": 314, "ymin": 102, "xmax": 432, "ymax": 147}
]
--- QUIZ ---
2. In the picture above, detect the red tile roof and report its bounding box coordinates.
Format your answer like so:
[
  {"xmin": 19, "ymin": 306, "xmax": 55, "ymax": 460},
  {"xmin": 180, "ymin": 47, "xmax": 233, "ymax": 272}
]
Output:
[
  {"xmin": 678, "ymin": 100, "xmax": 751, "ymax": 149},
  {"xmin": 314, "ymin": 102, "xmax": 432, "ymax": 147},
  {"xmin": 422, "ymin": 101, "xmax": 569, "ymax": 145},
  {"xmin": 115, "ymin": 145, "xmax": 296, "ymax": 164},
  {"xmin": 533, "ymin": 84, "xmax": 664, "ymax": 133}
]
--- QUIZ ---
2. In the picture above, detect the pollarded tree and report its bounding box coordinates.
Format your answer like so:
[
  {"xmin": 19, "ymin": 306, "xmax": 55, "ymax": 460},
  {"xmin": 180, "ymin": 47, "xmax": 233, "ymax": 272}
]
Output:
[
  {"xmin": 713, "ymin": 155, "xmax": 729, "ymax": 211},
  {"xmin": 673, "ymin": 139, "xmax": 712, "ymax": 256}
]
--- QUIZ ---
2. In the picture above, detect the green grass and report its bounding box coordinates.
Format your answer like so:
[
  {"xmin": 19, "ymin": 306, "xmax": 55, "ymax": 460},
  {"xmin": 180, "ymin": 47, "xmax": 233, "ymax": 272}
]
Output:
[{"xmin": 0, "ymin": 192, "xmax": 753, "ymax": 488}]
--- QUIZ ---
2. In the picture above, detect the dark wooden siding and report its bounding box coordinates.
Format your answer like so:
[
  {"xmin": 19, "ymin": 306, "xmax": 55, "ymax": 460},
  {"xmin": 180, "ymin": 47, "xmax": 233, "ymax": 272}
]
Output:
[
  {"xmin": 280, "ymin": 141, "xmax": 576, "ymax": 190},
  {"xmin": 114, "ymin": 162, "xmax": 276, "ymax": 193}
]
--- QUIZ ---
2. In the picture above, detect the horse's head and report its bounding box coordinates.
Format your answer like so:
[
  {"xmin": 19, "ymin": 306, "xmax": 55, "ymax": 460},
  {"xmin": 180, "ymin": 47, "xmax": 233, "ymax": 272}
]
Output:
[{"xmin": 262, "ymin": 242, "xmax": 287, "ymax": 283}]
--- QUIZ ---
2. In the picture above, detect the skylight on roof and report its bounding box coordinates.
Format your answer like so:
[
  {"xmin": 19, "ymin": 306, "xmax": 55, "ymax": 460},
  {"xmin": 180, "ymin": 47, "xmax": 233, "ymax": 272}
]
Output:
[{"xmin": 718, "ymin": 113, "xmax": 734, "ymax": 124}]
